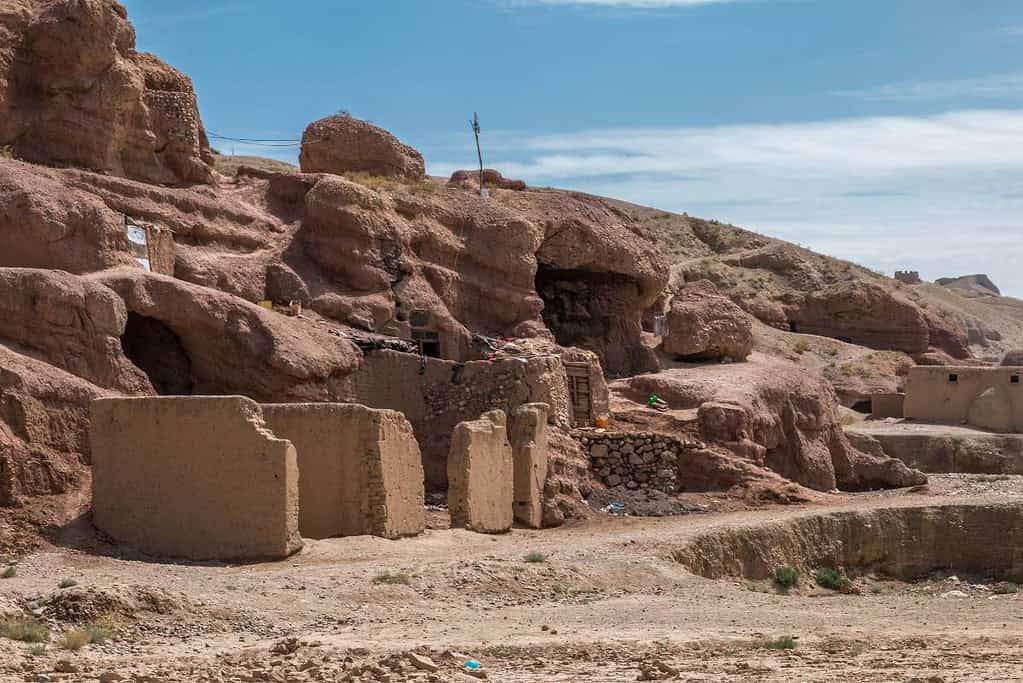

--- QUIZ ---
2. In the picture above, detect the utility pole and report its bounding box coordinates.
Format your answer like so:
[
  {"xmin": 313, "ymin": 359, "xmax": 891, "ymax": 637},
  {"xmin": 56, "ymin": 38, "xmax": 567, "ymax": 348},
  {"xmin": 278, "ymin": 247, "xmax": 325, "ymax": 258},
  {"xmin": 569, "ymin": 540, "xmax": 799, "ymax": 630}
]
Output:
[{"xmin": 471, "ymin": 112, "xmax": 484, "ymax": 196}]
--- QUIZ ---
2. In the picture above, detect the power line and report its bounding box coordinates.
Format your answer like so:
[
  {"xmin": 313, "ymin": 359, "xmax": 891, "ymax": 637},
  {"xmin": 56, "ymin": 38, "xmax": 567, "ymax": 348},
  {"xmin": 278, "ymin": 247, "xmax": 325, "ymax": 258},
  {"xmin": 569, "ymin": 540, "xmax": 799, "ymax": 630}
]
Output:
[{"xmin": 207, "ymin": 131, "xmax": 301, "ymax": 147}]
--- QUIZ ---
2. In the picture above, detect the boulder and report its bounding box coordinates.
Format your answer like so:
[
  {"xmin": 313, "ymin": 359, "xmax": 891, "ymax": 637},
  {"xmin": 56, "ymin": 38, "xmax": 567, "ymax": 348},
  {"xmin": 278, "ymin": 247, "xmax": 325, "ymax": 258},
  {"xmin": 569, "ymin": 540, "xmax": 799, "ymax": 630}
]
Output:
[
  {"xmin": 0, "ymin": 0, "xmax": 213, "ymax": 185},
  {"xmin": 299, "ymin": 115, "xmax": 425, "ymax": 180},
  {"xmin": 660, "ymin": 280, "xmax": 753, "ymax": 361}
]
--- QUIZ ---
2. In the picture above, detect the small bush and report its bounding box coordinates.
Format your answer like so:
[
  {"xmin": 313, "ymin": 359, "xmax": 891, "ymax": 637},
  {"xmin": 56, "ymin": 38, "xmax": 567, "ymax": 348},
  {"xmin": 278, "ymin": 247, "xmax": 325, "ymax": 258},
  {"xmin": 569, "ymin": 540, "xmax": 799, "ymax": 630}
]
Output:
[
  {"xmin": 0, "ymin": 617, "xmax": 49, "ymax": 643},
  {"xmin": 773, "ymin": 566, "xmax": 800, "ymax": 589},
  {"xmin": 815, "ymin": 567, "xmax": 852, "ymax": 592},
  {"xmin": 994, "ymin": 582, "xmax": 1020, "ymax": 595},
  {"xmin": 58, "ymin": 628, "xmax": 91, "ymax": 651},
  {"xmin": 524, "ymin": 552, "xmax": 547, "ymax": 564},
  {"xmin": 0, "ymin": 145, "xmax": 12, "ymax": 159},
  {"xmin": 1, "ymin": 566, "xmax": 15, "ymax": 579},
  {"xmin": 372, "ymin": 571, "xmax": 412, "ymax": 586},
  {"xmin": 793, "ymin": 340, "xmax": 811, "ymax": 355},
  {"xmin": 58, "ymin": 578, "xmax": 78, "ymax": 589},
  {"xmin": 762, "ymin": 636, "xmax": 797, "ymax": 650},
  {"xmin": 28, "ymin": 643, "xmax": 47, "ymax": 657}
]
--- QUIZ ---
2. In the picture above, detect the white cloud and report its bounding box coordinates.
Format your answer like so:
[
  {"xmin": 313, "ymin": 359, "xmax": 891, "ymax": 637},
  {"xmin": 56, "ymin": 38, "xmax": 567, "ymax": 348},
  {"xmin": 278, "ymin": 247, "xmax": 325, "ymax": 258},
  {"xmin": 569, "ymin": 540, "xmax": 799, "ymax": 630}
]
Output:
[
  {"xmin": 429, "ymin": 109, "xmax": 1023, "ymax": 297},
  {"xmin": 834, "ymin": 74, "xmax": 1023, "ymax": 101}
]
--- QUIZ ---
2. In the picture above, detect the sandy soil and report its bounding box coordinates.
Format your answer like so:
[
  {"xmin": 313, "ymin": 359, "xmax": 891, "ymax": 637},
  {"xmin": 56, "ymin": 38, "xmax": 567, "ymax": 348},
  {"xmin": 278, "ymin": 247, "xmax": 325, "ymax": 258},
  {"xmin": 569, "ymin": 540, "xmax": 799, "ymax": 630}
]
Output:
[{"xmin": 3, "ymin": 476, "xmax": 1023, "ymax": 682}]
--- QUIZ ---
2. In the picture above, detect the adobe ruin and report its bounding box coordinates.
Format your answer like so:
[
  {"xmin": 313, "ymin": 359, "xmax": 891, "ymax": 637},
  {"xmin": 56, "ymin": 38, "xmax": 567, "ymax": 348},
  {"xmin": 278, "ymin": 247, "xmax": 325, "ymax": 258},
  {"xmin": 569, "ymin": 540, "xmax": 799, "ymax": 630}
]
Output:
[
  {"xmin": 91, "ymin": 396, "xmax": 302, "ymax": 561},
  {"xmin": 509, "ymin": 403, "xmax": 550, "ymax": 529},
  {"xmin": 260, "ymin": 403, "xmax": 425, "ymax": 540},
  {"xmin": 91, "ymin": 397, "xmax": 429, "ymax": 560},
  {"xmin": 903, "ymin": 366, "xmax": 1023, "ymax": 433},
  {"xmin": 448, "ymin": 411, "xmax": 515, "ymax": 534}
]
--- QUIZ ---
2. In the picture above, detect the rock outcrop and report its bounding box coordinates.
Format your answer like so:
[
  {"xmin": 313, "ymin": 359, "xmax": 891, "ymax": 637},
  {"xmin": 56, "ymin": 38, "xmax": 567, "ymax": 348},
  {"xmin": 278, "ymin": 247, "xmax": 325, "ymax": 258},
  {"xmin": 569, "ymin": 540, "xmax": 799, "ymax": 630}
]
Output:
[
  {"xmin": 299, "ymin": 115, "xmax": 425, "ymax": 180},
  {"xmin": 1002, "ymin": 349, "xmax": 1023, "ymax": 366},
  {"xmin": 448, "ymin": 168, "xmax": 527, "ymax": 191},
  {"xmin": 0, "ymin": 345, "xmax": 105, "ymax": 506},
  {"xmin": 937, "ymin": 274, "xmax": 1001, "ymax": 296},
  {"xmin": 612, "ymin": 355, "xmax": 926, "ymax": 492},
  {"xmin": 0, "ymin": 268, "xmax": 151, "ymax": 394},
  {"xmin": 92, "ymin": 270, "xmax": 361, "ymax": 401},
  {"xmin": 660, "ymin": 280, "xmax": 753, "ymax": 361},
  {"xmin": 0, "ymin": 0, "xmax": 213, "ymax": 185}
]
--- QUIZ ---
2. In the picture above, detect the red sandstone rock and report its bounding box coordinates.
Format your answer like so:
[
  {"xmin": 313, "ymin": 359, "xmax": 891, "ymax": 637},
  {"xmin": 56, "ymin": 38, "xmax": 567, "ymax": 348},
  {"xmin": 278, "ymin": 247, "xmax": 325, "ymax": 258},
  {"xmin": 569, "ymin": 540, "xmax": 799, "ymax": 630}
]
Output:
[
  {"xmin": 660, "ymin": 281, "xmax": 753, "ymax": 361},
  {"xmin": 0, "ymin": 345, "xmax": 106, "ymax": 506},
  {"xmin": 448, "ymin": 168, "xmax": 527, "ymax": 191},
  {"xmin": 612, "ymin": 354, "xmax": 925, "ymax": 492},
  {"xmin": 91, "ymin": 270, "xmax": 360, "ymax": 401},
  {"xmin": 0, "ymin": 268, "xmax": 151, "ymax": 394},
  {"xmin": 0, "ymin": 0, "xmax": 213, "ymax": 185},
  {"xmin": 299, "ymin": 115, "xmax": 425, "ymax": 180}
]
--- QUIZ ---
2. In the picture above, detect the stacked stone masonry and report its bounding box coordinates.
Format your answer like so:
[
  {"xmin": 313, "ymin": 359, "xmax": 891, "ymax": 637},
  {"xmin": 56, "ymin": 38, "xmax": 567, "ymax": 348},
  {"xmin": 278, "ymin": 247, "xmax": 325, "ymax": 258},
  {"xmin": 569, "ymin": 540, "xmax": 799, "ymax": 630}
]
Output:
[{"xmin": 575, "ymin": 430, "xmax": 703, "ymax": 494}]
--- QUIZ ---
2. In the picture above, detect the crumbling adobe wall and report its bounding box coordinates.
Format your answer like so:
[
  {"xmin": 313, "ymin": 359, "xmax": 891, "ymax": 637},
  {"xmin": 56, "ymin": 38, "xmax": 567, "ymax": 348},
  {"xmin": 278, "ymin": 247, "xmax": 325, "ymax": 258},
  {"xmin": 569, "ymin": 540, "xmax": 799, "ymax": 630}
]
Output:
[
  {"xmin": 339, "ymin": 350, "xmax": 570, "ymax": 489},
  {"xmin": 261, "ymin": 403, "xmax": 424, "ymax": 540},
  {"xmin": 90, "ymin": 396, "xmax": 301, "ymax": 560},
  {"xmin": 510, "ymin": 403, "xmax": 549, "ymax": 528},
  {"xmin": 448, "ymin": 410, "xmax": 513, "ymax": 533}
]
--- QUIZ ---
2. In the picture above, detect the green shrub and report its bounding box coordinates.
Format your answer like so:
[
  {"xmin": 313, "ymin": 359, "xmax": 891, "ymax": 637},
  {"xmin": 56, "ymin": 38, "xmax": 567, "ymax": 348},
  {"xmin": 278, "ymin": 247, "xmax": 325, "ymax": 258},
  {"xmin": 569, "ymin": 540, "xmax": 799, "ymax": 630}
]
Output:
[
  {"xmin": 994, "ymin": 582, "xmax": 1020, "ymax": 595},
  {"xmin": 763, "ymin": 636, "xmax": 797, "ymax": 650},
  {"xmin": 58, "ymin": 578, "xmax": 77, "ymax": 589},
  {"xmin": 1, "ymin": 566, "xmax": 15, "ymax": 579},
  {"xmin": 0, "ymin": 617, "xmax": 49, "ymax": 643},
  {"xmin": 773, "ymin": 566, "xmax": 800, "ymax": 589},
  {"xmin": 372, "ymin": 571, "xmax": 412, "ymax": 586},
  {"xmin": 815, "ymin": 567, "xmax": 852, "ymax": 592},
  {"xmin": 524, "ymin": 552, "xmax": 547, "ymax": 564}
]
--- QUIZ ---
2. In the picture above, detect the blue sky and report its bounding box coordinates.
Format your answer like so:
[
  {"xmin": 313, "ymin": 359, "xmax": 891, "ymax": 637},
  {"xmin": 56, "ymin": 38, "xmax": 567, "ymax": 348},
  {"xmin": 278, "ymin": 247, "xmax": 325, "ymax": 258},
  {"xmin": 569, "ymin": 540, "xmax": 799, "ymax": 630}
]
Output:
[{"xmin": 125, "ymin": 0, "xmax": 1023, "ymax": 297}]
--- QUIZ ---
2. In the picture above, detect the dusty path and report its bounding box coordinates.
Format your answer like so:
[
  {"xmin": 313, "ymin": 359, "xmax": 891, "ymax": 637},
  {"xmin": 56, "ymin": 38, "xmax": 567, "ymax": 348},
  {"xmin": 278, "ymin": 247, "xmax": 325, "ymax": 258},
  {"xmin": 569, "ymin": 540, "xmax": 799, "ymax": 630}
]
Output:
[{"xmin": 3, "ymin": 475, "xmax": 1023, "ymax": 681}]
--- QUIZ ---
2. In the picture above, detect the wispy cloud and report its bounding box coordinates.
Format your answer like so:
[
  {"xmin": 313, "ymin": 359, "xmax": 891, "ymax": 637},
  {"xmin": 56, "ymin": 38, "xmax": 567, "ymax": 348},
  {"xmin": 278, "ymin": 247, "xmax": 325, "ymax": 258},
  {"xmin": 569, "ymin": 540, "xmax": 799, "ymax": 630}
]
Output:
[
  {"xmin": 833, "ymin": 74, "xmax": 1023, "ymax": 101},
  {"xmin": 999, "ymin": 25, "xmax": 1023, "ymax": 36},
  {"xmin": 429, "ymin": 109, "xmax": 1023, "ymax": 297}
]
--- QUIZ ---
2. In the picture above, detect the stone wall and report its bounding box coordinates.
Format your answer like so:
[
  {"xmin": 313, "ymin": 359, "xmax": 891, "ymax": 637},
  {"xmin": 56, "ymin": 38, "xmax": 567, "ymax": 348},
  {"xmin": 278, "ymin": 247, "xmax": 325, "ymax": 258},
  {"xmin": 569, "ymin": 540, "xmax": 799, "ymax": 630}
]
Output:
[
  {"xmin": 448, "ymin": 410, "xmax": 514, "ymax": 533},
  {"xmin": 91, "ymin": 396, "xmax": 301, "ymax": 561},
  {"xmin": 261, "ymin": 403, "xmax": 425, "ymax": 540},
  {"xmin": 575, "ymin": 430, "xmax": 702, "ymax": 495},
  {"xmin": 339, "ymin": 350, "xmax": 570, "ymax": 489}
]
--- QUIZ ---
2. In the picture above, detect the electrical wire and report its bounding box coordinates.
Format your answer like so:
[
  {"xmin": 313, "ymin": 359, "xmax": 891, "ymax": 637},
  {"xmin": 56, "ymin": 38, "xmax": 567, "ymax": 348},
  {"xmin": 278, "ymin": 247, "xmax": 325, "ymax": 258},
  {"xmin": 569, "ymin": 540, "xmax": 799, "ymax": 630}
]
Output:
[{"xmin": 207, "ymin": 131, "xmax": 302, "ymax": 147}]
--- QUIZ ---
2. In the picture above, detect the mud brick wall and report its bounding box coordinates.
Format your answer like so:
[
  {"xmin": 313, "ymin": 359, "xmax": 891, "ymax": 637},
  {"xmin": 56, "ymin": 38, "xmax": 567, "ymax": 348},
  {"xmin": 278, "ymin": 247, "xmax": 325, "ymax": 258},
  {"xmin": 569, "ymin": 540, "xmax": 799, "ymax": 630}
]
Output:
[
  {"xmin": 90, "ymin": 396, "xmax": 301, "ymax": 561},
  {"xmin": 575, "ymin": 430, "xmax": 702, "ymax": 495},
  {"xmin": 339, "ymin": 350, "xmax": 570, "ymax": 490},
  {"xmin": 448, "ymin": 410, "xmax": 514, "ymax": 533},
  {"xmin": 261, "ymin": 403, "xmax": 425, "ymax": 540}
]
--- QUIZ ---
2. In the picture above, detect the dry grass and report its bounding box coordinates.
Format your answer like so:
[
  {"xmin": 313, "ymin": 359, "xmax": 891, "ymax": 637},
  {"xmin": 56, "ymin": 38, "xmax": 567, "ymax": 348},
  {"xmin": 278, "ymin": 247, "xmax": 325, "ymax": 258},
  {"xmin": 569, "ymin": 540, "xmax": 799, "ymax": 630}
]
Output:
[
  {"xmin": 344, "ymin": 171, "xmax": 439, "ymax": 196},
  {"xmin": 372, "ymin": 571, "xmax": 412, "ymax": 586},
  {"xmin": 58, "ymin": 628, "xmax": 91, "ymax": 650},
  {"xmin": 0, "ymin": 616, "xmax": 49, "ymax": 643}
]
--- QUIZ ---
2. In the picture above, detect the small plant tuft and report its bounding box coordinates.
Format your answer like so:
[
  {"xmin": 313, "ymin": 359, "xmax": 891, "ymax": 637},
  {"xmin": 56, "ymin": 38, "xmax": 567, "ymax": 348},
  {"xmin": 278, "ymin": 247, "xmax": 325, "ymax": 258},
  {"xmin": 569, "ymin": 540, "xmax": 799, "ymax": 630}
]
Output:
[
  {"xmin": 372, "ymin": 571, "xmax": 412, "ymax": 586},
  {"xmin": 58, "ymin": 578, "xmax": 78, "ymax": 589},
  {"xmin": 815, "ymin": 567, "xmax": 853, "ymax": 592},
  {"xmin": 773, "ymin": 566, "xmax": 800, "ymax": 590},
  {"xmin": 524, "ymin": 552, "xmax": 547, "ymax": 564},
  {"xmin": 793, "ymin": 340, "xmax": 811, "ymax": 355},
  {"xmin": 1, "ymin": 566, "xmax": 15, "ymax": 579},
  {"xmin": 27, "ymin": 643, "xmax": 47, "ymax": 657},
  {"xmin": 762, "ymin": 636, "xmax": 797, "ymax": 650},
  {"xmin": 0, "ymin": 616, "xmax": 49, "ymax": 643},
  {"xmin": 994, "ymin": 582, "xmax": 1020, "ymax": 595}
]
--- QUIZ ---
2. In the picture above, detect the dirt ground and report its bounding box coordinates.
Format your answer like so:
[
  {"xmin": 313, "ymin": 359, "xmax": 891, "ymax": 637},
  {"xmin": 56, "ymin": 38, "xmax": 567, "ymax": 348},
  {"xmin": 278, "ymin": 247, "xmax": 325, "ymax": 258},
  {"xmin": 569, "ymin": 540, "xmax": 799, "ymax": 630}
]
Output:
[{"xmin": 3, "ymin": 475, "xmax": 1023, "ymax": 682}]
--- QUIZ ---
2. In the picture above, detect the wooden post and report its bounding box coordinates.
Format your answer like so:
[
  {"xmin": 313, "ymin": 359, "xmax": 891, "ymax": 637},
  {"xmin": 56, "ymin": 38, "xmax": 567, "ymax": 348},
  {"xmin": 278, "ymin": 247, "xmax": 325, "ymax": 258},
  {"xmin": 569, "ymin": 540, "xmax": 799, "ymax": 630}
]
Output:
[{"xmin": 472, "ymin": 112, "xmax": 484, "ymax": 195}]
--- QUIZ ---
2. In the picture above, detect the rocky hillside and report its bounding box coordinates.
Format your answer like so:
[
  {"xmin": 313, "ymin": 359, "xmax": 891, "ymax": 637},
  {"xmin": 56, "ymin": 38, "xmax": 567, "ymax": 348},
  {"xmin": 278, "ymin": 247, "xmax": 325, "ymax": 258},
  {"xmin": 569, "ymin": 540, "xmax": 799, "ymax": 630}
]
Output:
[{"xmin": 0, "ymin": 0, "xmax": 989, "ymax": 548}]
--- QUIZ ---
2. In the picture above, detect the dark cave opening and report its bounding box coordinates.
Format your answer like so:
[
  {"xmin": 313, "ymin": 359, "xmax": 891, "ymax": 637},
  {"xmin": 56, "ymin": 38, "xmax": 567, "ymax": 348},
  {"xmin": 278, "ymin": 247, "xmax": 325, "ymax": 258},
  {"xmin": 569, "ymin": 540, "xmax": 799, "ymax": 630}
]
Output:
[
  {"xmin": 535, "ymin": 265, "xmax": 622, "ymax": 349},
  {"xmin": 121, "ymin": 313, "xmax": 194, "ymax": 395}
]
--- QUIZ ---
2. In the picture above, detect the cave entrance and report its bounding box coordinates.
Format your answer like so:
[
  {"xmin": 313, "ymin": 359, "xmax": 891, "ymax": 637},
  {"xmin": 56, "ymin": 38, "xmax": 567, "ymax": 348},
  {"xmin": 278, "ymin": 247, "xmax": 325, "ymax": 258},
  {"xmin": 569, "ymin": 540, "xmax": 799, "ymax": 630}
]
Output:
[
  {"xmin": 121, "ymin": 313, "xmax": 193, "ymax": 395},
  {"xmin": 535, "ymin": 265, "xmax": 620, "ymax": 349}
]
